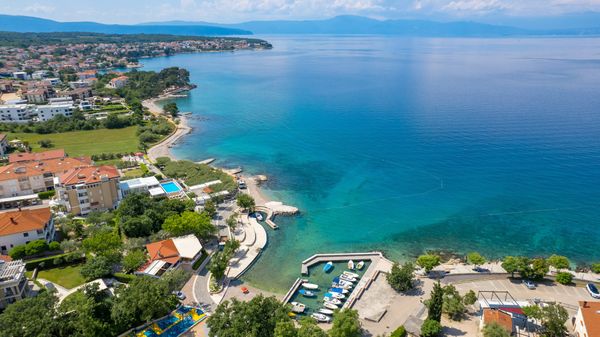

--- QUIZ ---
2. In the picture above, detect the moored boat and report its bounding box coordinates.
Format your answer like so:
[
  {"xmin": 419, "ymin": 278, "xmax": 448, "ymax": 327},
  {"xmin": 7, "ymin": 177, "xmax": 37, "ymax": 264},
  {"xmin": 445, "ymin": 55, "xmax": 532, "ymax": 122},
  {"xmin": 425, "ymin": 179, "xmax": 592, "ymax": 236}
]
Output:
[
  {"xmin": 319, "ymin": 308, "xmax": 335, "ymax": 315},
  {"xmin": 332, "ymin": 282, "xmax": 352, "ymax": 290},
  {"xmin": 325, "ymin": 292, "xmax": 345, "ymax": 299},
  {"xmin": 302, "ymin": 282, "xmax": 319, "ymax": 290},
  {"xmin": 348, "ymin": 260, "xmax": 355, "ymax": 270},
  {"xmin": 291, "ymin": 302, "xmax": 306, "ymax": 313},
  {"xmin": 323, "ymin": 302, "xmax": 339, "ymax": 310},
  {"xmin": 339, "ymin": 274, "xmax": 356, "ymax": 282},
  {"xmin": 311, "ymin": 313, "xmax": 331, "ymax": 323},
  {"xmin": 299, "ymin": 289, "xmax": 315, "ymax": 297},
  {"xmin": 356, "ymin": 261, "xmax": 365, "ymax": 270},
  {"xmin": 255, "ymin": 213, "xmax": 264, "ymax": 221},
  {"xmin": 323, "ymin": 297, "xmax": 342, "ymax": 305},
  {"xmin": 323, "ymin": 261, "xmax": 334, "ymax": 273},
  {"xmin": 330, "ymin": 287, "xmax": 349, "ymax": 294},
  {"xmin": 343, "ymin": 271, "xmax": 359, "ymax": 278}
]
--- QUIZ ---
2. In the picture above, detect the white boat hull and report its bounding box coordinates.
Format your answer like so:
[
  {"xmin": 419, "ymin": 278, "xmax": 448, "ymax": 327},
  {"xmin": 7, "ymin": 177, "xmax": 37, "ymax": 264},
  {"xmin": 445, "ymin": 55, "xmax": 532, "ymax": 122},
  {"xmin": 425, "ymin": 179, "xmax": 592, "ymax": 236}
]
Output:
[{"xmin": 302, "ymin": 283, "xmax": 319, "ymax": 290}]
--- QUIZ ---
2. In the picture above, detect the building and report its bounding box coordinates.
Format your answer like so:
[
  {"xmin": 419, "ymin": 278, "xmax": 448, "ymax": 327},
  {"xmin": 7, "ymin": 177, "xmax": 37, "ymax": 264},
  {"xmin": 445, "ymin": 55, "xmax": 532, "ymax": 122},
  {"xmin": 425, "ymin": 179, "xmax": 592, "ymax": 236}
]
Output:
[
  {"xmin": 0, "ymin": 259, "xmax": 29, "ymax": 309},
  {"xmin": 0, "ymin": 134, "xmax": 7, "ymax": 157},
  {"xmin": 0, "ymin": 156, "xmax": 91, "ymax": 198},
  {"xmin": 138, "ymin": 235, "xmax": 203, "ymax": 277},
  {"xmin": 12, "ymin": 72, "xmax": 28, "ymax": 80},
  {"xmin": 31, "ymin": 70, "xmax": 48, "ymax": 80},
  {"xmin": 47, "ymin": 97, "xmax": 73, "ymax": 105},
  {"xmin": 63, "ymin": 87, "xmax": 93, "ymax": 101},
  {"xmin": 0, "ymin": 207, "xmax": 55, "ymax": 255},
  {"xmin": 25, "ymin": 88, "xmax": 48, "ymax": 104},
  {"xmin": 9, "ymin": 149, "xmax": 66, "ymax": 163},
  {"xmin": 119, "ymin": 176, "xmax": 162, "ymax": 197},
  {"xmin": 77, "ymin": 70, "xmax": 97, "ymax": 81},
  {"xmin": 0, "ymin": 104, "xmax": 33, "ymax": 123},
  {"xmin": 44, "ymin": 78, "xmax": 61, "ymax": 86},
  {"xmin": 575, "ymin": 301, "xmax": 600, "ymax": 337},
  {"xmin": 0, "ymin": 80, "xmax": 15, "ymax": 93},
  {"xmin": 68, "ymin": 81, "xmax": 91, "ymax": 89},
  {"xmin": 107, "ymin": 75, "xmax": 129, "ymax": 89},
  {"xmin": 54, "ymin": 165, "xmax": 121, "ymax": 215},
  {"xmin": 35, "ymin": 103, "xmax": 74, "ymax": 122}
]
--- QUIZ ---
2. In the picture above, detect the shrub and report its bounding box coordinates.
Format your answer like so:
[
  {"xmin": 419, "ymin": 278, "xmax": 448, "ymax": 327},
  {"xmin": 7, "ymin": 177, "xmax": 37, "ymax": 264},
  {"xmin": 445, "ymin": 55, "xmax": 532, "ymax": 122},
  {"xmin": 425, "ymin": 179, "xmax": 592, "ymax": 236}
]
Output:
[
  {"xmin": 25, "ymin": 252, "xmax": 85, "ymax": 271},
  {"xmin": 24, "ymin": 240, "xmax": 49, "ymax": 256},
  {"xmin": 192, "ymin": 250, "xmax": 208, "ymax": 270},
  {"xmin": 37, "ymin": 190, "xmax": 56, "ymax": 200},
  {"xmin": 8, "ymin": 245, "xmax": 27, "ymax": 259},
  {"xmin": 421, "ymin": 319, "xmax": 442, "ymax": 337},
  {"xmin": 390, "ymin": 325, "xmax": 407, "ymax": 337},
  {"xmin": 417, "ymin": 254, "xmax": 441, "ymax": 272},
  {"xmin": 547, "ymin": 255, "xmax": 570, "ymax": 270},
  {"xmin": 52, "ymin": 257, "xmax": 63, "ymax": 266},
  {"xmin": 591, "ymin": 263, "xmax": 600, "ymax": 274},
  {"xmin": 555, "ymin": 272, "xmax": 573, "ymax": 285},
  {"xmin": 114, "ymin": 272, "xmax": 136, "ymax": 283},
  {"xmin": 48, "ymin": 241, "xmax": 60, "ymax": 251}
]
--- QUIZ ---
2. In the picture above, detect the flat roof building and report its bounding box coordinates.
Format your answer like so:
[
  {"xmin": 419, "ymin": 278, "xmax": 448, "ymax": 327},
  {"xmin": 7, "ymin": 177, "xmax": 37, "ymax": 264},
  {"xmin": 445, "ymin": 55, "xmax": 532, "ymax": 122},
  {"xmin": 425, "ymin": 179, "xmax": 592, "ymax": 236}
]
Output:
[{"xmin": 0, "ymin": 259, "xmax": 29, "ymax": 309}]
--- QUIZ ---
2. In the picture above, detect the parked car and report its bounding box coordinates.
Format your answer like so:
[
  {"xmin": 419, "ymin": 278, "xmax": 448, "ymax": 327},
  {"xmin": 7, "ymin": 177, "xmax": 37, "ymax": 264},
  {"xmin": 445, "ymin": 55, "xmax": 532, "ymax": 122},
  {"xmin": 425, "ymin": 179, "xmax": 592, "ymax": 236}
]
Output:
[
  {"xmin": 523, "ymin": 280, "xmax": 536, "ymax": 289},
  {"xmin": 586, "ymin": 283, "xmax": 600, "ymax": 299},
  {"xmin": 173, "ymin": 291, "xmax": 186, "ymax": 300}
]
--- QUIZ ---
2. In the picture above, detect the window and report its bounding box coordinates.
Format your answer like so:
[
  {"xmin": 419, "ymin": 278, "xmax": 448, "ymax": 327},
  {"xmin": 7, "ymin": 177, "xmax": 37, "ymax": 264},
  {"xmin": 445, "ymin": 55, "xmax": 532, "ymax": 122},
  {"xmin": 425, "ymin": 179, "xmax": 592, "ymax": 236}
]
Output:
[
  {"xmin": 23, "ymin": 232, "xmax": 29, "ymax": 237},
  {"xmin": 1, "ymin": 246, "xmax": 6, "ymax": 251}
]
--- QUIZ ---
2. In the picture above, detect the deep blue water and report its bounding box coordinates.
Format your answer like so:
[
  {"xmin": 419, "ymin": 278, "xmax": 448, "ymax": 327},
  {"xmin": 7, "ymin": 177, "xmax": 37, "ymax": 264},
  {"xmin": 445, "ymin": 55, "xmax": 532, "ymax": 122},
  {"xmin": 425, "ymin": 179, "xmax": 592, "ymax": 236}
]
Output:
[{"xmin": 142, "ymin": 36, "xmax": 600, "ymax": 291}]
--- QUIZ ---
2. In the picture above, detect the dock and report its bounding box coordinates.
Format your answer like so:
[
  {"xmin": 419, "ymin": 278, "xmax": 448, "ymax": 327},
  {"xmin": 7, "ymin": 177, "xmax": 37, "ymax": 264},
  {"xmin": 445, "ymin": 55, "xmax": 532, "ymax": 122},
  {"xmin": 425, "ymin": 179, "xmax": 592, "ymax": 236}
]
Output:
[
  {"xmin": 255, "ymin": 202, "xmax": 299, "ymax": 230},
  {"xmin": 300, "ymin": 252, "xmax": 387, "ymax": 275},
  {"xmin": 281, "ymin": 278, "xmax": 303, "ymax": 304}
]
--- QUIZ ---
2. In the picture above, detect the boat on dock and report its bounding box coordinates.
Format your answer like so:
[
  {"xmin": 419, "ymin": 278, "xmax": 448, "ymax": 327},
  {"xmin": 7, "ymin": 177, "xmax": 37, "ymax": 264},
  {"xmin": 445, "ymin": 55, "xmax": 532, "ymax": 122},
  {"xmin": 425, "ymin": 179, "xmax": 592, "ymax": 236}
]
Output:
[
  {"xmin": 343, "ymin": 271, "xmax": 359, "ymax": 278},
  {"xmin": 332, "ymin": 277, "xmax": 354, "ymax": 289},
  {"xmin": 325, "ymin": 292, "xmax": 345, "ymax": 300},
  {"xmin": 323, "ymin": 261, "xmax": 334, "ymax": 273},
  {"xmin": 330, "ymin": 287, "xmax": 349, "ymax": 294},
  {"xmin": 311, "ymin": 313, "xmax": 331, "ymax": 323},
  {"xmin": 302, "ymin": 282, "xmax": 319, "ymax": 290},
  {"xmin": 339, "ymin": 274, "xmax": 356, "ymax": 283},
  {"xmin": 255, "ymin": 213, "xmax": 264, "ymax": 221},
  {"xmin": 323, "ymin": 302, "xmax": 339, "ymax": 310},
  {"xmin": 299, "ymin": 289, "xmax": 315, "ymax": 297},
  {"xmin": 318, "ymin": 308, "xmax": 335, "ymax": 316},
  {"xmin": 323, "ymin": 297, "xmax": 342, "ymax": 305},
  {"xmin": 291, "ymin": 302, "xmax": 306, "ymax": 313},
  {"xmin": 348, "ymin": 260, "xmax": 355, "ymax": 270},
  {"xmin": 356, "ymin": 261, "xmax": 365, "ymax": 270}
]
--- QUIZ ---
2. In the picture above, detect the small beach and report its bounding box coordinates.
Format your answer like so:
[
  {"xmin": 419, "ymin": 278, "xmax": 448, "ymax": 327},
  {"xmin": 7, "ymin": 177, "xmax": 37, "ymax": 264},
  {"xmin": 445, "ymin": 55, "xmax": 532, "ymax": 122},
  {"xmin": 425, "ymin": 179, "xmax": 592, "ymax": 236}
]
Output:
[{"xmin": 144, "ymin": 97, "xmax": 192, "ymax": 161}]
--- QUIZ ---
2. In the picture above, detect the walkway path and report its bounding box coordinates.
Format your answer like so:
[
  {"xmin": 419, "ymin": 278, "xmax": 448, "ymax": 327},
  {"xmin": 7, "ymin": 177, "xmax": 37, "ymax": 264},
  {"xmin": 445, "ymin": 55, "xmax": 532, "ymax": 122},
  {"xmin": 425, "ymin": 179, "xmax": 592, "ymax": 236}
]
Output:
[{"xmin": 227, "ymin": 213, "xmax": 267, "ymax": 279}]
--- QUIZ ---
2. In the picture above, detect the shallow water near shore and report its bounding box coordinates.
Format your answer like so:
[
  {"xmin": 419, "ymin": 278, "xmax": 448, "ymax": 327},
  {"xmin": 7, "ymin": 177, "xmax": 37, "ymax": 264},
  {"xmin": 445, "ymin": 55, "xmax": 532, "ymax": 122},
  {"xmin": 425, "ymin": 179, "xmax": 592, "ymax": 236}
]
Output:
[{"xmin": 142, "ymin": 36, "xmax": 600, "ymax": 292}]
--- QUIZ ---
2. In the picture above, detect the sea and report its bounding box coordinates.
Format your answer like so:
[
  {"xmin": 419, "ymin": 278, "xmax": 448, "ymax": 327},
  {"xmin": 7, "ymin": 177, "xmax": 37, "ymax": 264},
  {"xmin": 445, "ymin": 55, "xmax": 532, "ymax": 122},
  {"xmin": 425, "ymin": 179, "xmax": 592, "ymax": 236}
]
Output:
[{"xmin": 141, "ymin": 36, "xmax": 600, "ymax": 292}]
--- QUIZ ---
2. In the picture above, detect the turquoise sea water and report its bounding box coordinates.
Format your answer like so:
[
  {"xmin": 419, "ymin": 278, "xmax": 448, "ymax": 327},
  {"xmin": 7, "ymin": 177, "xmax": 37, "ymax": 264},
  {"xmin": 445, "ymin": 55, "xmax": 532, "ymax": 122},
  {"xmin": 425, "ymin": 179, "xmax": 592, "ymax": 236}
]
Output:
[{"xmin": 142, "ymin": 36, "xmax": 600, "ymax": 292}]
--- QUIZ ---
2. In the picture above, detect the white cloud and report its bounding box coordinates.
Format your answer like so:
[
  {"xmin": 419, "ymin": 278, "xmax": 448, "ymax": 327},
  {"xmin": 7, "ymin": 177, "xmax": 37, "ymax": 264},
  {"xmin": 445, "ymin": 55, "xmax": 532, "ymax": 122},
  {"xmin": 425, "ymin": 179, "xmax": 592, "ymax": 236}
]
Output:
[
  {"xmin": 443, "ymin": 0, "xmax": 510, "ymax": 12},
  {"xmin": 24, "ymin": 3, "xmax": 55, "ymax": 14}
]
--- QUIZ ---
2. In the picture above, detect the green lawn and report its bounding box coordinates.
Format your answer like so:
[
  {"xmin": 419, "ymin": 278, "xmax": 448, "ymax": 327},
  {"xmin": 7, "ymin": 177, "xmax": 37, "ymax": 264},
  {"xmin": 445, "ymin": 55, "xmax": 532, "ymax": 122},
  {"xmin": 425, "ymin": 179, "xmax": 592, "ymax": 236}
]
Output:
[
  {"xmin": 33, "ymin": 264, "xmax": 86, "ymax": 289},
  {"xmin": 123, "ymin": 168, "xmax": 144, "ymax": 178},
  {"xmin": 9, "ymin": 127, "xmax": 140, "ymax": 157}
]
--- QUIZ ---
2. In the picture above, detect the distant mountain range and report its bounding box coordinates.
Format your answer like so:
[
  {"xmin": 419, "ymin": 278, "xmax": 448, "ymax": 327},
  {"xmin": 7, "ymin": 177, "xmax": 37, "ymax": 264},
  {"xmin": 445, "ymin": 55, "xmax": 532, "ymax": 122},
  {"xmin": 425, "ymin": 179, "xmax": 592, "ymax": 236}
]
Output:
[
  {"xmin": 0, "ymin": 14, "xmax": 251, "ymax": 36},
  {"xmin": 2, "ymin": 14, "xmax": 600, "ymax": 37}
]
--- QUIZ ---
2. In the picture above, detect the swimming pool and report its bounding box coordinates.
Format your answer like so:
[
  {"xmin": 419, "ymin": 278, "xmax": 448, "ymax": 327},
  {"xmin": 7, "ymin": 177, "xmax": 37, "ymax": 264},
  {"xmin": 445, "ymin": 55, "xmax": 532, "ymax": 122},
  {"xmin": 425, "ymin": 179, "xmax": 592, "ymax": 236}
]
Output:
[{"xmin": 161, "ymin": 181, "xmax": 182, "ymax": 194}]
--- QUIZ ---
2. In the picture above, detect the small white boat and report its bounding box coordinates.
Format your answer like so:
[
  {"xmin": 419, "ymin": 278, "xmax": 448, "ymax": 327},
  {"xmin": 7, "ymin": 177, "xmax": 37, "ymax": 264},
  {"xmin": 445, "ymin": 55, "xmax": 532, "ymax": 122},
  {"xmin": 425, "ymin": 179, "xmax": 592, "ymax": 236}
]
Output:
[
  {"xmin": 302, "ymin": 283, "xmax": 319, "ymax": 290},
  {"xmin": 348, "ymin": 260, "xmax": 355, "ymax": 270},
  {"xmin": 255, "ymin": 213, "xmax": 264, "ymax": 221},
  {"xmin": 323, "ymin": 261, "xmax": 334, "ymax": 273},
  {"xmin": 325, "ymin": 292, "xmax": 345, "ymax": 299},
  {"xmin": 330, "ymin": 287, "xmax": 349, "ymax": 294},
  {"xmin": 319, "ymin": 308, "xmax": 335, "ymax": 315},
  {"xmin": 338, "ymin": 279, "xmax": 354, "ymax": 288},
  {"xmin": 343, "ymin": 271, "xmax": 360, "ymax": 278},
  {"xmin": 356, "ymin": 261, "xmax": 365, "ymax": 270},
  {"xmin": 323, "ymin": 297, "xmax": 342, "ymax": 305},
  {"xmin": 291, "ymin": 302, "xmax": 306, "ymax": 313},
  {"xmin": 311, "ymin": 313, "xmax": 331, "ymax": 323},
  {"xmin": 299, "ymin": 289, "xmax": 315, "ymax": 297},
  {"xmin": 323, "ymin": 302, "xmax": 339, "ymax": 310},
  {"xmin": 339, "ymin": 274, "xmax": 356, "ymax": 283}
]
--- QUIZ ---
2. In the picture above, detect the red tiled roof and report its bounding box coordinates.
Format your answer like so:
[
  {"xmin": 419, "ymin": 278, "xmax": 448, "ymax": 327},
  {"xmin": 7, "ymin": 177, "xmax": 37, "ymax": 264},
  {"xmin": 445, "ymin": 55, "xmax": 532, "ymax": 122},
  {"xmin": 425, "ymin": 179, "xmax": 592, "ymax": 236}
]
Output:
[
  {"xmin": 0, "ymin": 207, "xmax": 51, "ymax": 237},
  {"xmin": 579, "ymin": 301, "xmax": 600, "ymax": 337},
  {"xmin": 0, "ymin": 157, "xmax": 92, "ymax": 181},
  {"xmin": 58, "ymin": 165, "xmax": 120, "ymax": 186},
  {"xmin": 141, "ymin": 238, "xmax": 182, "ymax": 271},
  {"xmin": 483, "ymin": 309, "xmax": 513, "ymax": 333},
  {"xmin": 9, "ymin": 149, "xmax": 66, "ymax": 163},
  {"xmin": 0, "ymin": 255, "xmax": 12, "ymax": 262}
]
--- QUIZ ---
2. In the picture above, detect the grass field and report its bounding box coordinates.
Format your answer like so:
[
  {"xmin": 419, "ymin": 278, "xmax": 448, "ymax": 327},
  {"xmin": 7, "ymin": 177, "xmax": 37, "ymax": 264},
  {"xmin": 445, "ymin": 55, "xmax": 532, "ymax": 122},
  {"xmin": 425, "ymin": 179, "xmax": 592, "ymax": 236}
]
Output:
[
  {"xmin": 9, "ymin": 127, "xmax": 140, "ymax": 157},
  {"xmin": 31, "ymin": 264, "xmax": 86, "ymax": 289}
]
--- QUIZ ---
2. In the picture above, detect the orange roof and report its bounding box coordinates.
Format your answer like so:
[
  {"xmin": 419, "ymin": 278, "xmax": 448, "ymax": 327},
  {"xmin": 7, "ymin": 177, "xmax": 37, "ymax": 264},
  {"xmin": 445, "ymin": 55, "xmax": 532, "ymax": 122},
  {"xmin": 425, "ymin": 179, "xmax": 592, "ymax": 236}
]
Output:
[
  {"xmin": 110, "ymin": 75, "xmax": 128, "ymax": 83},
  {"xmin": 0, "ymin": 207, "xmax": 51, "ymax": 236},
  {"xmin": 0, "ymin": 255, "xmax": 12, "ymax": 262},
  {"xmin": 0, "ymin": 157, "xmax": 92, "ymax": 181},
  {"xmin": 579, "ymin": 301, "xmax": 600, "ymax": 337},
  {"xmin": 483, "ymin": 309, "xmax": 513, "ymax": 333},
  {"xmin": 58, "ymin": 165, "xmax": 120, "ymax": 186},
  {"xmin": 145, "ymin": 239, "xmax": 180, "ymax": 265},
  {"xmin": 9, "ymin": 149, "xmax": 66, "ymax": 163}
]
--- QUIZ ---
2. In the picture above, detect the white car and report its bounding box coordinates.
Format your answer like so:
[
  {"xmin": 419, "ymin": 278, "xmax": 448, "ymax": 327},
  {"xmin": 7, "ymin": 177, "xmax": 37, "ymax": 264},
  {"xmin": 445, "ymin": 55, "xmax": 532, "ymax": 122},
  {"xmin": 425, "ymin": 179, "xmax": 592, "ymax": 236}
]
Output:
[
  {"xmin": 173, "ymin": 291, "xmax": 186, "ymax": 300},
  {"xmin": 523, "ymin": 280, "xmax": 536, "ymax": 289},
  {"xmin": 586, "ymin": 283, "xmax": 600, "ymax": 299}
]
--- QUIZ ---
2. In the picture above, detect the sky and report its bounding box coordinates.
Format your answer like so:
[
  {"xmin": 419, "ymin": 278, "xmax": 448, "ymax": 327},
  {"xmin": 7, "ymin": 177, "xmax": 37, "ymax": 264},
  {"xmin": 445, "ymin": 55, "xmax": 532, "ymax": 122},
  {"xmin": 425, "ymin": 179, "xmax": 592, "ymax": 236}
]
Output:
[{"xmin": 1, "ymin": 0, "xmax": 600, "ymax": 23}]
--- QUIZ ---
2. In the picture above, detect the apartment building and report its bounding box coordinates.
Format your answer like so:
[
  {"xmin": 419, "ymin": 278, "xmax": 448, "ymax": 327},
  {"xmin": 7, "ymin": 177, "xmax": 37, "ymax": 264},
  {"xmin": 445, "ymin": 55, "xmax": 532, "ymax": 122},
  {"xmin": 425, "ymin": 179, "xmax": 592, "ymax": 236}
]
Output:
[
  {"xmin": 0, "ymin": 259, "xmax": 29, "ymax": 309},
  {"xmin": 0, "ymin": 134, "xmax": 8, "ymax": 157},
  {"xmin": 35, "ymin": 103, "xmax": 74, "ymax": 122},
  {"xmin": 107, "ymin": 75, "xmax": 129, "ymax": 89},
  {"xmin": 9, "ymin": 149, "xmax": 66, "ymax": 163},
  {"xmin": 0, "ymin": 207, "xmax": 55, "ymax": 255},
  {"xmin": 575, "ymin": 301, "xmax": 600, "ymax": 337},
  {"xmin": 54, "ymin": 165, "xmax": 121, "ymax": 215},
  {"xmin": 0, "ymin": 105, "xmax": 33, "ymax": 123}
]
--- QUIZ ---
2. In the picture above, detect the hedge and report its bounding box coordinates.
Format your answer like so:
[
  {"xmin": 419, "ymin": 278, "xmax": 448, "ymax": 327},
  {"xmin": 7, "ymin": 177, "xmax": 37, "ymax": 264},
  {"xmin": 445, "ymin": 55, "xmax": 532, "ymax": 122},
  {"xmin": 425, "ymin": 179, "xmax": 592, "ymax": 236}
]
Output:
[
  {"xmin": 192, "ymin": 250, "xmax": 209, "ymax": 270},
  {"xmin": 114, "ymin": 273, "xmax": 137, "ymax": 283},
  {"xmin": 25, "ymin": 252, "xmax": 86, "ymax": 271},
  {"xmin": 391, "ymin": 326, "xmax": 407, "ymax": 337},
  {"xmin": 38, "ymin": 190, "xmax": 56, "ymax": 200}
]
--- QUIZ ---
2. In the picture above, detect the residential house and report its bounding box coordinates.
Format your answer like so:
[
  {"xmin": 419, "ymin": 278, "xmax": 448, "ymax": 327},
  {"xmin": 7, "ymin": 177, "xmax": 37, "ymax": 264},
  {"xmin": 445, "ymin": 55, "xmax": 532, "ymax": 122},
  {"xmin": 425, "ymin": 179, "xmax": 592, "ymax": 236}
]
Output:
[
  {"xmin": 54, "ymin": 165, "xmax": 121, "ymax": 215},
  {"xmin": 0, "ymin": 259, "xmax": 29, "ymax": 309},
  {"xmin": 575, "ymin": 301, "xmax": 600, "ymax": 337},
  {"xmin": 0, "ymin": 207, "xmax": 55, "ymax": 255},
  {"xmin": 0, "ymin": 134, "xmax": 7, "ymax": 157},
  {"xmin": 0, "ymin": 104, "xmax": 33, "ymax": 123},
  {"xmin": 63, "ymin": 87, "xmax": 93, "ymax": 101},
  {"xmin": 77, "ymin": 70, "xmax": 97, "ymax": 81},
  {"xmin": 68, "ymin": 81, "xmax": 91, "ymax": 89},
  {"xmin": 9, "ymin": 149, "xmax": 66, "ymax": 163},
  {"xmin": 137, "ymin": 235, "xmax": 203, "ymax": 277},
  {"xmin": 0, "ymin": 156, "xmax": 92, "ymax": 198},
  {"xmin": 25, "ymin": 88, "xmax": 48, "ymax": 104},
  {"xmin": 119, "ymin": 176, "xmax": 162, "ymax": 197},
  {"xmin": 35, "ymin": 103, "xmax": 74, "ymax": 122},
  {"xmin": 12, "ymin": 72, "xmax": 28, "ymax": 80},
  {"xmin": 107, "ymin": 75, "xmax": 129, "ymax": 89},
  {"xmin": 0, "ymin": 80, "xmax": 15, "ymax": 93}
]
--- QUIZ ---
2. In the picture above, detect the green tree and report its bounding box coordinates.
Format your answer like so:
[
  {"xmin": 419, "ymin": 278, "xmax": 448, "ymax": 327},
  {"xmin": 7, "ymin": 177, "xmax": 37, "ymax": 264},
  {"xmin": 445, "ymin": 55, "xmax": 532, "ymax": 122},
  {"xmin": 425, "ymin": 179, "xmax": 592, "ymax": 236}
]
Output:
[
  {"xmin": 122, "ymin": 249, "xmax": 147, "ymax": 273},
  {"xmin": 390, "ymin": 326, "xmax": 407, "ymax": 337},
  {"xmin": 163, "ymin": 102, "xmax": 179, "ymax": 118},
  {"xmin": 547, "ymin": 255, "xmax": 570, "ymax": 270},
  {"xmin": 467, "ymin": 252, "xmax": 486, "ymax": 267},
  {"xmin": 526, "ymin": 258, "xmax": 549, "ymax": 281},
  {"xmin": 297, "ymin": 318, "xmax": 327, "ymax": 337},
  {"xmin": 38, "ymin": 139, "xmax": 53, "ymax": 148},
  {"xmin": 204, "ymin": 199, "xmax": 217, "ymax": 218},
  {"xmin": 420, "ymin": 319, "xmax": 442, "ymax": 337},
  {"xmin": 227, "ymin": 213, "xmax": 238, "ymax": 231},
  {"xmin": 274, "ymin": 320, "xmax": 297, "ymax": 337},
  {"xmin": 540, "ymin": 304, "xmax": 569, "ymax": 337},
  {"xmin": 237, "ymin": 193, "xmax": 256, "ymax": 212},
  {"xmin": 121, "ymin": 215, "xmax": 154, "ymax": 237},
  {"xmin": 387, "ymin": 262, "xmax": 415, "ymax": 292},
  {"xmin": 417, "ymin": 254, "xmax": 441, "ymax": 273},
  {"xmin": 426, "ymin": 282, "xmax": 444, "ymax": 322},
  {"xmin": 82, "ymin": 228, "xmax": 122, "ymax": 256},
  {"xmin": 207, "ymin": 295, "xmax": 290, "ymax": 337},
  {"xmin": 592, "ymin": 263, "xmax": 600, "ymax": 273},
  {"xmin": 58, "ymin": 283, "xmax": 115, "ymax": 337},
  {"xmin": 162, "ymin": 211, "xmax": 216, "ymax": 239},
  {"xmin": 482, "ymin": 323, "xmax": 510, "ymax": 337},
  {"xmin": 25, "ymin": 239, "xmax": 49, "ymax": 256},
  {"xmin": 463, "ymin": 290, "xmax": 477, "ymax": 306},
  {"xmin": 8, "ymin": 245, "xmax": 27, "ymax": 259},
  {"xmin": 555, "ymin": 272, "xmax": 573, "ymax": 285},
  {"xmin": 502, "ymin": 256, "xmax": 529, "ymax": 278},
  {"xmin": 81, "ymin": 256, "xmax": 114, "ymax": 281},
  {"xmin": 329, "ymin": 309, "xmax": 361, "ymax": 337},
  {"xmin": 442, "ymin": 285, "xmax": 466, "ymax": 321},
  {"xmin": 0, "ymin": 291, "xmax": 59, "ymax": 337}
]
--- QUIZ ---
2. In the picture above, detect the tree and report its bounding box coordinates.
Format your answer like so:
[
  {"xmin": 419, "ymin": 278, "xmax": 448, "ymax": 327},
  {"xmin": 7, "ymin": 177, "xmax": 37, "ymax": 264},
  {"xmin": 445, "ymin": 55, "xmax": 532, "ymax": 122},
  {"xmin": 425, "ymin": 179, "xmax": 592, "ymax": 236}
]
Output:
[
  {"xmin": 274, "ymin": 320, "xmax": 297, "ymax": 337},
  {"xmin": 122, "ymin": 249, "xmax": 147, "ymax": 273},
  {"xmin": 58, "ymin": 283, "xmax": 115, "ymax": 337},
  {"xmin": 547, "ymin": 255, "xmax": 570, "ymax": 270},
  {"xmin": 121, "ymin": 215, "xmax": 154, "ymax": 237},
  {"xmin": 523, "ymin": 304, "xmax": 568, "ymax": 337},
  {"xmin": 555, "ymin": 272, "xmax": 573, "ymax": 285},
  {"xmin": 0, "ymin": 291, "xmax": 59, "ymax": 337},
  {"xmin": 426, "ymin": 282, "xmax": 444, "ymax": 322},
  {"xmin": 209, "ymin": 240, "xmax": 240, "ymax": 281},
  {"xmin": 8, "ymin": 245, "xmax": 27, "ymax": 259},
  {"xmin": 204, "ymin": 199, "xmax": 217, "ymax": 218},
  {"xmin": 163, "ymin": 102, "xmax": 179, "ymax": 118},
  {"xmin": 25, "ymin": 239, "xmax": 49, "ymax": 256},
  {"xmin": 527, "ymin": 258, "xmax": 549, "ymax": 281},
  {"xmin": 82, "ymin": 228, "xmax": 122, "ymax": 256},
  {"xmin": 207, "ymin": 295, "xmax": 290, "ymax": 337},
  {"xmin": 227, "ymin": 213, "xmax": 238, "ymax": 231},
  {"xmin": 237, "ymin": 193, "xmax": 255, "ymax": 212},
  {"xmin": 482, "ymin": 323, "xmax": 510, "ymax": 337},
  {"xmin": 467, "ymin": 252, "xmax": 486, "ymax": 267},
  {"xmin": 297, "ymin": 318, "xmax": 327, "ymax": 337},
  {"xmin": 162, "ymin": 211, "xmax": 216, "ymax": 239},
  {"xmin": 502, "ymin": 256, "xmax": 529, "ymax": 278},
  {"xmin": 38, "ymin": 139, "xmax": 53, "ymax": 148},
  {"xmin": 417, "ymin": 254, "xmax": 440, "ymax": 273},
  {"xmin": 442, "ymin": 285, "xmax": 466, "ymax": 321},
  {"xmin": 592, "ymin": 263, "xmax": 600, "ymax": 273},
  {"xmin": 387, "ymin": 262, "xmax": 415, "ymax": 292},
  {"xmin": 81, "ymin": 256, "xmax": 114, "ymax": 281},
  {"xmin": 329, "ymin": 309, "xmax": 361, "ymax": 337},
  {"xmin": 463, "ymin": 290, "xmax": 477, "ymax": 306},
  {"xmin": 420, "ymin": 319, "xmax": 442, "ymax": 337}
]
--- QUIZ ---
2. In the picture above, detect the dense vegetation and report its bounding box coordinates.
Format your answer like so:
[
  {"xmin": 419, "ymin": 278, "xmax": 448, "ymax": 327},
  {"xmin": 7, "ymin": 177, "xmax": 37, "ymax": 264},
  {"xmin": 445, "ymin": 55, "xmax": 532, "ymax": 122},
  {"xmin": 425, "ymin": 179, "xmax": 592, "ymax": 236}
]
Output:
[
  {"xmin": 160, "ymin": 158, "xmax": 237, "ymax": 193},
  {"xmin": 113, "ymin": 67, "xmax": 192, "ymax": 103},
  {"xmin": 0, "ymin": 110, "xmax": 133, "ymax": 134}
]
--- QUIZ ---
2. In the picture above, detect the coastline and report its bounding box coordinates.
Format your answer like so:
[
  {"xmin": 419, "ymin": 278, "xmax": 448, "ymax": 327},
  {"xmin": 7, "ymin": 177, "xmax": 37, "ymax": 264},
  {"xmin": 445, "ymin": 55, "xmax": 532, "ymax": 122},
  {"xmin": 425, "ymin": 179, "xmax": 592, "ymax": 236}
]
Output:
[{"xmin": 144, "ymin": 97, "xmax": 192, "ymax": 161}]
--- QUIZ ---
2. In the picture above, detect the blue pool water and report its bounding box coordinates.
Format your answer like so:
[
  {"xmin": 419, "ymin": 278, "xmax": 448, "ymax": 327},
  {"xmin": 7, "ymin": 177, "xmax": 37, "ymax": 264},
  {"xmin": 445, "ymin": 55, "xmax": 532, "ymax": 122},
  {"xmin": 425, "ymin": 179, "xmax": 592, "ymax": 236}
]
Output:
[
  {"xmin": 142, "ymin": 36, "xmax": 600, "ymax": 292},
  {"xmin": 161, "ymin": 182, "xmax": 182, "ymax": 193}
]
